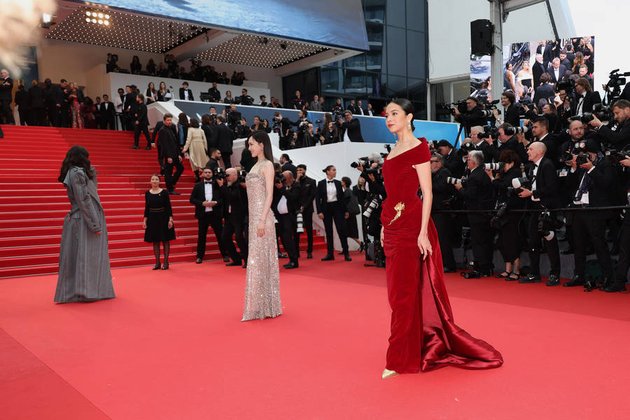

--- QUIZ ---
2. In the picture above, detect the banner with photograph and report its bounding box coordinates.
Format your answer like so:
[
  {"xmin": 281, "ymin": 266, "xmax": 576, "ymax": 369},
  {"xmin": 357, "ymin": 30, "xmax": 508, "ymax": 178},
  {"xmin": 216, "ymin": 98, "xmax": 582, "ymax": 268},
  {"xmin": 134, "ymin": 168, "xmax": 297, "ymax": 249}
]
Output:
[{"xmin": 470, "ymin": 36, "xmax": 595, "ymax": 106}]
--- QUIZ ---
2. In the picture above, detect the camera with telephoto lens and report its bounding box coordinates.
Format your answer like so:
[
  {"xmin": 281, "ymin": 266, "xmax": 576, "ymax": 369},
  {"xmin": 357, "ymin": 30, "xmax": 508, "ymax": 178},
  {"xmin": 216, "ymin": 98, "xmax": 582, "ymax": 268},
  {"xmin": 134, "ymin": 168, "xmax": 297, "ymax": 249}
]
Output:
[
  {"xmin": 214, "ymin": 167, "xmax": 226, "ymax": 180},
  {"xmin": 510, "ymin": 177, "xmax": 531, "ymax": 195},
  {"xmin": 606, "ymin": 144, "xmax": 630, "ymax": 165},
  {"xmin": 484, "ymin": 162, "xmax": 505, "ymax": 171},
  {"xmin": 363, "ymin": 197, "xmax": 380, "ymax": 218},
  {"xmin": 490, "ymin": 201, "xmax": 509, "ymax": 229},
  {"xmin": 446, "ymin": 176, "xmax": 467, "ymax": 186},
  {"xmin": 296, "ymin": 212, "xmax": 304, "ymax": 233},
  {"xmin": 350, "ymin": 158, "xmax": 370, "ymax": 169},
  {"xmin": 479, "ymin": 125, "xmax": 499, "ymax": 140},
  {"xmin": 449, "ymin": 100, "xmax": 467, "ymax": 115},
  {"xmin": 503, "ymin": 125, "xmax": 530, "ymax": 136},
  {"xmin": 457, "ymin": 141, "xmax": 476, "ymax": 158},
  {"xmin": 537, "ymin": 210, "xmax": 562, "ymax": 241},
  {"xmin": 237, "ymin": 169, "xmax": 247, "ymax": 183}
]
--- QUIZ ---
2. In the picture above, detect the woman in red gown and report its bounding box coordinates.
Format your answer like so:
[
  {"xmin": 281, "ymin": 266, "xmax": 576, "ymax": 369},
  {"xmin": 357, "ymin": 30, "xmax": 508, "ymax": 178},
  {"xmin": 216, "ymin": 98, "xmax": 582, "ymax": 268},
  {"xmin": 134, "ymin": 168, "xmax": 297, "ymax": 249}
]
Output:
[{"xmin": 380, "ymin": 99, "xmax": 503, "ymax": 378}]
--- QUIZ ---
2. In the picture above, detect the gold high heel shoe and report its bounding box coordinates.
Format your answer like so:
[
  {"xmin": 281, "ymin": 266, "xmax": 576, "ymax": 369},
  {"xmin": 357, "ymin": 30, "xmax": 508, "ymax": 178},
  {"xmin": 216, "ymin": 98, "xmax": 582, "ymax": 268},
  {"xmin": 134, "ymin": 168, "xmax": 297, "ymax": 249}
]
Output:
[{"xmin": 381, "ymin": 368, "xmax": 398, "ymax": 379}]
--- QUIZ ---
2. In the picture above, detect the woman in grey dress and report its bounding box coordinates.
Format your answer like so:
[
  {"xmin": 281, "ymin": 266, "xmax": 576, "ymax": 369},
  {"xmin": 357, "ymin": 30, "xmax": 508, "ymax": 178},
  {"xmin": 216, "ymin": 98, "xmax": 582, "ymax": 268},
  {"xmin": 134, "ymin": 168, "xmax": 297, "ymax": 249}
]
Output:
[
  {"xmin": 55, "ymin": 146, "xmax": 115, "ymax": 303},
  {"xmin": 242, "ymin": 131, "xmax": 282, "ymax": 321}
]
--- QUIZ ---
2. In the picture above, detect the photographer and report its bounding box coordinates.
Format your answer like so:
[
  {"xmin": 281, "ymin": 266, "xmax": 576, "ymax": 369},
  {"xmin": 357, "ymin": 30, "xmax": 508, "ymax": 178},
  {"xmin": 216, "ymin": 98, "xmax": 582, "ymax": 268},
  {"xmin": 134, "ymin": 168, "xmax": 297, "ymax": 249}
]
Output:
[
  {"xmin": 517, "ymin": 142, "xmax": 561, "ymax": 285},
  {"xmin": 589, "ymin": 99, "xmax": 630, "ymax": 149},
  {"xmin": 607, "ymin": 155, "xmax": 630, "ymax": 292},
  {"xmin": 236, "ymin": 88, "xmax": 254, "ymax": 106},
  {"xmin": 573, "ymin": 78, "xmax": 601, "ymax": 115},
  {"xmin": 470, "ymin": 126, "xmax": 494, "ymax": 164},
  {"xmin": 531, "ymin": 117, "xmax": 559, "ymax": 166},
  {"xmin": 273, "ymin": 171, "xmax": 302, "ymax": 269},
  {"xmin": 564, "ymin": 139, "xmax": 616, "ymax": 291},
  {"xmin": 452, "ymin": 97, "xmax": 487, "ymax": 136},
  {"xmin": 486, "ymin": 150, "xmax": 526, "ymax": 281},
  {"xmin": 493, "ymin": 91, "xmax": 520, "ymax": 127},
  {"xmin": 454, "ymin": 151, "xmax": 494, "ymax": 278},
  {"xmin": 493, "ymin": 123, "xmax": 524, "ymax": 162},
  {"xmin": 437, "ymin": 140, "xmax": 465, "ymax": 178},
  {"xmin": 430, "ymin": 153, "xmax": 457, "ymax": 272},
  {"xmin": 272, "ymin": 111, "xmax": 293, "ymax": 150},
  {"xmin": 355, "ymin": 159, "xmax": 386, "ymax": 266},
  {"xmin": 222, "ymin": 168, "xmax": 248, "ymax": 267},
  {"xmin": 341, "ymin": 110, "xmax": 364, "ymax": 142}
]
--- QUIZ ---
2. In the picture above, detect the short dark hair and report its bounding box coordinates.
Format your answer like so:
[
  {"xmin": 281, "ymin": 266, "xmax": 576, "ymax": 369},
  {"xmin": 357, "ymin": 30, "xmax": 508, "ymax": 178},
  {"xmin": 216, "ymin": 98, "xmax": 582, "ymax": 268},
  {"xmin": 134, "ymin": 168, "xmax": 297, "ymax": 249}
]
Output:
[
  {"xmin": 498, "ymin": 123, "xmax": 513, "ymax": 132},
  {"xmin": 163, "ymin": 112, "xmax": 173, "ymax": 120},
  {"xmin": 540, "ymin": 73, "xmax": 552, "ymax": 84},
  {"xmin": 613, "ymin": 99, "xmax": 630, "ymax": 110},
  {"xmin": 341, "ymin": 176, "xmax": 352, "ymax": 187},
  {"xmin": 498, "ymin": 149, "xmax": 520, "ymax": 165},
  {"xmin": 533, "ymin": 117, "xmax": 549, "ymax": 130},
  {"xmin": 502, "ymin": 91, "xmax": 515, "ymax": 104},
  {"xmin": 182, "ymin": 81, "xmax": 189, "ymax": 86},
  {"xmin": 189, "ymin": 118, "xmax": 200, "ymax": 128},
  {"xmin": 297, "ymin": 164, "xmax": 307, "ymax": 170}
]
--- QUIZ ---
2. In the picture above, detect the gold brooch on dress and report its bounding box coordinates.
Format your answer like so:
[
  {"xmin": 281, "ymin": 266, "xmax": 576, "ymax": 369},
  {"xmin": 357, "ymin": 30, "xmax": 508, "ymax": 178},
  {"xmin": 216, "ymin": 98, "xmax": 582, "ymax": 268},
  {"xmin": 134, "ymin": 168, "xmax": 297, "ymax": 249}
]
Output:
[{"xmin": 388, "ymin": 202, "xmax": 405, "ymax": 225}]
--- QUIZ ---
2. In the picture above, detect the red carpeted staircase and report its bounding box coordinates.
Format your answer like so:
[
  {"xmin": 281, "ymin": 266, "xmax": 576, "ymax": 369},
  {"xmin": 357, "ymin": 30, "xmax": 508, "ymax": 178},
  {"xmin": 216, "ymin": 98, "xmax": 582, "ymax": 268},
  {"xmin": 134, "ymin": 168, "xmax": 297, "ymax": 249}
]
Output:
[{"xmin": 0, "ymin": 125, "xmax": 325, "ymax": 279}]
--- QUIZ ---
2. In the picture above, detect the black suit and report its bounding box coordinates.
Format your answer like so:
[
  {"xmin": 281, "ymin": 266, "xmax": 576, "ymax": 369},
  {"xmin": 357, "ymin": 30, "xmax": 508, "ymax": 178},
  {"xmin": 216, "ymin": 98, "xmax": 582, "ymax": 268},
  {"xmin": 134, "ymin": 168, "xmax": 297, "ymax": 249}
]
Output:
[
  {"xmin": 28, "ymin": 85, "xmax": 46, "ymax": 126},
  {"xmin": 597, "ymin": 119, "xmax": 630, "ymax": 149},
  {"xmin": 133, "ymin": 103, "xmax": 151, "ymax": 148},
  {"xmin": 316, "ymin": 179, "xmax": 349, "ymax": 256},
  {"xmin": 548, "ymin": 65, "xmax": 567, "ymax": 84},
  {"xmin": 207, "ymin": 87, "xmax": 221, "ymax": 102},
  {"xmin": 273, "ymin": 182, "xmax": 302, "ymax": 265},
  {"xmin": 568, "ymin": 157, "xmax": 615, "ymax": 280},
  {"xmin": 98, "ymin": 101, "xmax": 116, "ymax": 129},
  {"xmin": 572, "ymin": 91, "xmax": 601, "ymax": 115},
  {"xmin": 201, "ymin": 123, "xmax": 218, "ymax": 151},
  {"xmin": 532, "ymin": 62, "xmax": 546, "ymax": 89},
  {"xmin": 179, "ymin": 88, "xmax": 194, "ymax": 101},
  {"xmin": 526, "ymin": 157, "xmax": 561, "ymax": 276},
  {"xmin": 45, "ymin": 84, "xmax": 63, "ymax": 127},
  {"xmin": 503, "ymin": 103, "xmax": 520, "ymax": 127},
  {"xmin": 341, "ymin": 118, "xmax": 364, "ymax": 142},
  {"xmin": 281, "ymin": 162, "xmax": 297, "ymax": 177},
  {"xmin": 123, "ymin": 91, "xmax": 137, "ymax": 130},
  {"xmin": 298, "ymin": 175, "xmax": 317, "ymax": 255},
  {"xmin": 459, "ymin": 166, "xmax": 494, "ymax": 272},
  {"xmin": 157, "ymin": 124, "xmax": 184, "ymax": 192},
  {"xmin": 533, "ymin": 83, "xmax": 555, "ymax": 107},
  {"xmin": 534, "ymin": 133, "xmax": 560, "ymax": 167},
  {"xmin": 190, "ymin": 180, "xmax": 226, "ymax": 259},
  {"xmin": 443, "ymin": 149, "xmax": 465, "ymax": 178},
  {"xmin": 216, "ymin": 123, "xmax": 234, "ymax": 168},
  {"xmin": 222, "ymin": 182, "xmax": 248, "ymax": 264},
  {"xmin": 0, "ymin": 77, "xmax": 14, "ymax": 124},
  {"xmin": 432, "ymin": 167, "xmax": 457, "ymax": 270}
]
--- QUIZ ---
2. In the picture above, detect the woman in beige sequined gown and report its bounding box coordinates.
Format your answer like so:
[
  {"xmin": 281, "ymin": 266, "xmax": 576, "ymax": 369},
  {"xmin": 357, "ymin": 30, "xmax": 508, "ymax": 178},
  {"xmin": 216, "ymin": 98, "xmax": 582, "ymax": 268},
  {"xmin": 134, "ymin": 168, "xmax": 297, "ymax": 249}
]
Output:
[{"xmin": 242, "ymin": 131, "xmax": 282, "ymax": 321}]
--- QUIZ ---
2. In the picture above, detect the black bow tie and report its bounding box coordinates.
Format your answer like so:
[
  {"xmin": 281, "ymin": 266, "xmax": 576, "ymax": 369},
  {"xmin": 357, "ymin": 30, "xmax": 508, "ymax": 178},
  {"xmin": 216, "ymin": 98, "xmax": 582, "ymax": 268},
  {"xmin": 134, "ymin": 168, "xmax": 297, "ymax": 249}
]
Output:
[
  {"xmin": 327, "ymin": 180, "xmax": 334, "ymax": 184},
  {"xmin": 204, "ymin": 181, "xmax": 213, "ymax": 184}
]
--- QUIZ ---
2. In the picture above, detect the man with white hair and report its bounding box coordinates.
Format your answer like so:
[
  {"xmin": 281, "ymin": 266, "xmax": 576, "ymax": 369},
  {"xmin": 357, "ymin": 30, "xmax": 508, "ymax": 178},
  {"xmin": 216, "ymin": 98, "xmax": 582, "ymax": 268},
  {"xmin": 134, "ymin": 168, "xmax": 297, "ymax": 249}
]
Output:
[
  {"xmin": 517, "ymin": 141, "xmax": 562, "ymax": 285},
  {"xmin": 0, "ymin": 69, "xmax": 14, "ymax": 124}
]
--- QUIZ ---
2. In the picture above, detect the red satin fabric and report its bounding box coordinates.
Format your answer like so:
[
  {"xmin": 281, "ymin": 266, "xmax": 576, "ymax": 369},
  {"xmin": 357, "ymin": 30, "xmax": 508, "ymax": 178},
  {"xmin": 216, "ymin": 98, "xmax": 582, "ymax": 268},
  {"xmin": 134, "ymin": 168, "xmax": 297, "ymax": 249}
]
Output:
[{"xmin": 381, "ymin": 140, "xmax": 503, "ymax": 373}]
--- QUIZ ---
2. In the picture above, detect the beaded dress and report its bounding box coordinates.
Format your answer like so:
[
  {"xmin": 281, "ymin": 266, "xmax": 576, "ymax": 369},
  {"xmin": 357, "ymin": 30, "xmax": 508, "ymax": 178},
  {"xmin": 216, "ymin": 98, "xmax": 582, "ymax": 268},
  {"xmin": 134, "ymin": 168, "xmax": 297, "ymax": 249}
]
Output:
[{"xmin": 242, "ymin": 160, "xmax": 282, "ymax": 321}]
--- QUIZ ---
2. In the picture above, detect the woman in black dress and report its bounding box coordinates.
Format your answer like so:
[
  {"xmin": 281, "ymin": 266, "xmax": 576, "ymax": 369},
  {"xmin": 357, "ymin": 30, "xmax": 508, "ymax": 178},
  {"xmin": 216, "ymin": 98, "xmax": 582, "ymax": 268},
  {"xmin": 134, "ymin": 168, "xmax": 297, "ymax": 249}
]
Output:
[{"xmin": 143, "ymin": 175, "xmax": 176, "ymax": 270}]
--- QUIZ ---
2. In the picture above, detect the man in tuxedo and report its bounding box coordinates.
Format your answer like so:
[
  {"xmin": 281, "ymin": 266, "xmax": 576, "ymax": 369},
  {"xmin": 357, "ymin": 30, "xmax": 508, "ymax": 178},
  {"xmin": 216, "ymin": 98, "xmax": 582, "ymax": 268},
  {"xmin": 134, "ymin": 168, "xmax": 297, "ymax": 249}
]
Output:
[
  {"xmin": 179, "ymin": 82, "xmax": 194, "ymax": 101},
  {"xmin": 455, "ymin": 151, "xmax": 494, "ymax": 277},
  {"xmin": 296, "ymin": 164, "xmax": 317, "ymax": 258},
  {"xmin": 27, "ymin": 80, "xmax": 46, "ymax": 126},
  {"xmin": 279, "ymin": 154, "xmax": 297, "ymax": 176},
  {"xmin": 236, "ymin": 88, "xmax": 253, "ymax": 105},
  {"xmin": 437, "ymin": 140, "xmax": 465, "ymax": 178},
  {"xmin": 206, "ymin": 148, "xmax": 223, "ymax": 172},
  {"xmin": 517, "ymin": 141, "xmax": 561, "ymax": 285},
  {"xmin": 273, "ymin": 171, "xmax": 302, "ymax": 269},
  {"xmin": 341, "ymin": 111, "xmax": 364, "ymax": 142},
  {"xmin": 431, "ymin": 153, "xmax": 458, "ymax": 272},
  {"xmin": 0, "ymin": 69, "xmax": 14, "ymax": 124},
  {"xmin": 259, "ymin": 95, "xmax": 268, "ymax": 107},
  {"xmin": 589, "ymin": 99, "xmax": 630, "ymax": 149},
  {"xmin": 133, "ymin": 94, "xmax": 152, "ymax": 150},
  {"xmin": 563, "ymin": 139, "xmax": 615, "ymax": 290},
  {"xmin": 222, "ymin": 168, "xmax": 248, "ymax": 268},
  {"xmin": 123, "ymin": 85, "xmax": 137, "ymax": 130},
  {"xmin": 190, "ymin": 167, "xmax": 227, "ymax": 263},
  {"xmin": 207, "ymin": 82, "xmax": 221, "ymax": 102},
  {"xmin": 157, "ymin": 113, "xmax": 184, "ymax": 195},
  {"xmin": 98, "ymin": 94, "xmax": 116, "ymax": 129},
  {"xmin": 548, "ymin": 58, "xmax": 567, "ymax": 85},
  {"xmin": 496, "ymin": 91, "xmax": 520, "ymax": 127},
  {"xmin": 43, "ymin": 79, "xmax": 62, "ymax": 127},
  {"xmin": 531, "ymin": 117, "xmax": 558, "ymax": 165},
  {"xmin": 216, "ymin": 115, "xmax": 235, "ymax": 168},
  {"xmin": 573, "ymin": 78, "xmax": 601, "ymax": 115},
  {"xmin": 316, "ymin": 165, "xmax": 351, "ymax": 261}
]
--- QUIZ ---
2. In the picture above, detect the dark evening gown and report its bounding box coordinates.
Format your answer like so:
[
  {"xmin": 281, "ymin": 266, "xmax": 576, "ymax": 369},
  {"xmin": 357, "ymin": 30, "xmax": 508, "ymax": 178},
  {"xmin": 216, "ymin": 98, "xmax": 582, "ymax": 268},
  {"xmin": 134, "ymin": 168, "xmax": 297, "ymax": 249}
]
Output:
[
  {"xmin": 144, "ymin": 190, "xmax": 176, "ymax": 243},
  {"xmin": 381, "ymin": 139, "xmax": 503, "ymax": 373}
]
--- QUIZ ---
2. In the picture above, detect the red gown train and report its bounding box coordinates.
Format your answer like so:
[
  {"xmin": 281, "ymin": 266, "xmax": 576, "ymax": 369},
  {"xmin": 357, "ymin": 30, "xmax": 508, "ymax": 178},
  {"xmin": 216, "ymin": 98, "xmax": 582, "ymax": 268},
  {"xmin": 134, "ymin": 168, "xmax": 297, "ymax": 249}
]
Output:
[{"xmin": 381, "ymin": 139, "xmax": 503, "ymax": 373}]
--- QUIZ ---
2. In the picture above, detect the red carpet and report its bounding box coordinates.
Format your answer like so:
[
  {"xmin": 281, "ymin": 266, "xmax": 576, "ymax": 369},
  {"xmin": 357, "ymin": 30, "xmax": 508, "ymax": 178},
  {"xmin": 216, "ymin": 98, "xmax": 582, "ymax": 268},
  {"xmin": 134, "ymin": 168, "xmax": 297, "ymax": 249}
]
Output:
[
  {"xmin": 1, "ymin": 252, "xmax": 629, "ymax": 419},
  {"xmin": 0, "ymin": 125, "xmax": 325, "ymax": 278}
]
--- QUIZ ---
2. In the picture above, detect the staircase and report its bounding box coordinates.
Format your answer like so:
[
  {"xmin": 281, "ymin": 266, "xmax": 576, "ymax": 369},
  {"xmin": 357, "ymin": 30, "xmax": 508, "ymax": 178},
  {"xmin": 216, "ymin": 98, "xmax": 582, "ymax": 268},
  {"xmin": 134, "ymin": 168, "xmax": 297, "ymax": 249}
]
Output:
[{"xmin": 0, "ymin": 125, "xmax": 326, "ymax": 279}]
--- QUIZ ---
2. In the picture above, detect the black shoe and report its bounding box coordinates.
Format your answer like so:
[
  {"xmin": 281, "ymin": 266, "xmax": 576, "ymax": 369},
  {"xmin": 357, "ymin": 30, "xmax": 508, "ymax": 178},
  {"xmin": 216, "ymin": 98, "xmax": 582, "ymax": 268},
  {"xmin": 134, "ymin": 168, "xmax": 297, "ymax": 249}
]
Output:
[
  {"xmin": 461, "ymin": 270, "xmax": 481, "ymax": 279},
  {"xmin": 169, "ymin": 191, "xmax": 180, "ymax": 195},
  {"xmin": 563, "ymin": 276, "xmax": 584, "ymax": 287},
  {"xmin": 546, "ymin": 275, "xmax": 560, "ymax": 286},
  {"xmin": 584, "ymin": 280, "xmax": 597, "ymax": 292},
  {"xmin": 359, "ymin": 242, "xmax": 365, "ymax": 252},
  {"xmin": 443, "ymin": 267, "xmax": 456, "ymax": 273},
  {"xmin": 283, "ymin": 262, "xmax": 299, "ymax": 269},
  {"xmin": 337, "ymin": 251, "xmax": 344, "ymax": 255},
  {"xmin": 161, "ymin": 262, "xmax": 169, "ymax": 270},
  {"xmin": 195, "ymin": 258, "xmax": 202, "ymax": 264},
  {"xmin": 226, "ymin": 261, "xmax": 241, "ymax": 267},
  {"xmin": 519, "ymin": 274, "xmax": 541, "ymax": 283},
  {"xmin": 278, "ymin": 252, "xmax": 288, "ymax": 259},
  {"xmin": 321, "ymin": 255, "xmax": 334, "ymax": 261},
  {"xmin": 132, "ymin": 145, "xmax": 139, "ymax": 149},
  {"xmin": 603, "ymin": 283, "xmax": 627, "ymax": 293},
  {"xmin": 222, "ymin": 256, "xmax": 230, "ymax": 263},
  {"xmin": 344, "ymin": 255, "xmax": 352, "ymax": 262},
  {"xmin": 152, "ymin": 263, "xmax": 161, "ymax": 270},
  {"xmin": 307, "ymin": 253, "xmax": 313, "ymax": 259},
  {"xmin": 145, "ymin": 145, "xmax": 152, "ymax": 150}
]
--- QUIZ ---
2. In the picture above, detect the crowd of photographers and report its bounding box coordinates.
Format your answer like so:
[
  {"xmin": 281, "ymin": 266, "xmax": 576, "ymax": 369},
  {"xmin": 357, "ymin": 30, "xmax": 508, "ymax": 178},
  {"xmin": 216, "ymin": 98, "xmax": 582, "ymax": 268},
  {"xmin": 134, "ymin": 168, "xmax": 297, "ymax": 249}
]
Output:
[{"xmin": 424, "ymin": 70, "xmax": 630, "ymax": 293}]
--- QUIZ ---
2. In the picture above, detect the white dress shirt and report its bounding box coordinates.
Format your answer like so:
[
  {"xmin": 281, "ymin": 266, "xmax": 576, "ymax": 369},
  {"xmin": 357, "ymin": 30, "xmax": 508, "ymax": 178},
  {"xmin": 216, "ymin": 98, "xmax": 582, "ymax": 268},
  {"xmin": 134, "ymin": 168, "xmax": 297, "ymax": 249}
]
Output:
[
  {"xmin": 531, "ymin": 157, "xmax": 543, "ymax": 202},
  {"xmin": 204, "ymin": 182, "xmax": 213, "ymax": 212},
  {"xmin": 326, "ymin": 180, "xmax": 338, "ymax": 203}
]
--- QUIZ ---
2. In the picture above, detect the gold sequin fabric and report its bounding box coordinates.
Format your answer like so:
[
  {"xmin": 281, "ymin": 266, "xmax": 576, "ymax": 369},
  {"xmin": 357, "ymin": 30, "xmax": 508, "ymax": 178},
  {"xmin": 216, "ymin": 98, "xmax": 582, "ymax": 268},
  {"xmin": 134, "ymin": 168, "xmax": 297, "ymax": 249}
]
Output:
[{"xmin": 242, "ymin": 164, "xmax": 282, "ymax": 321}]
